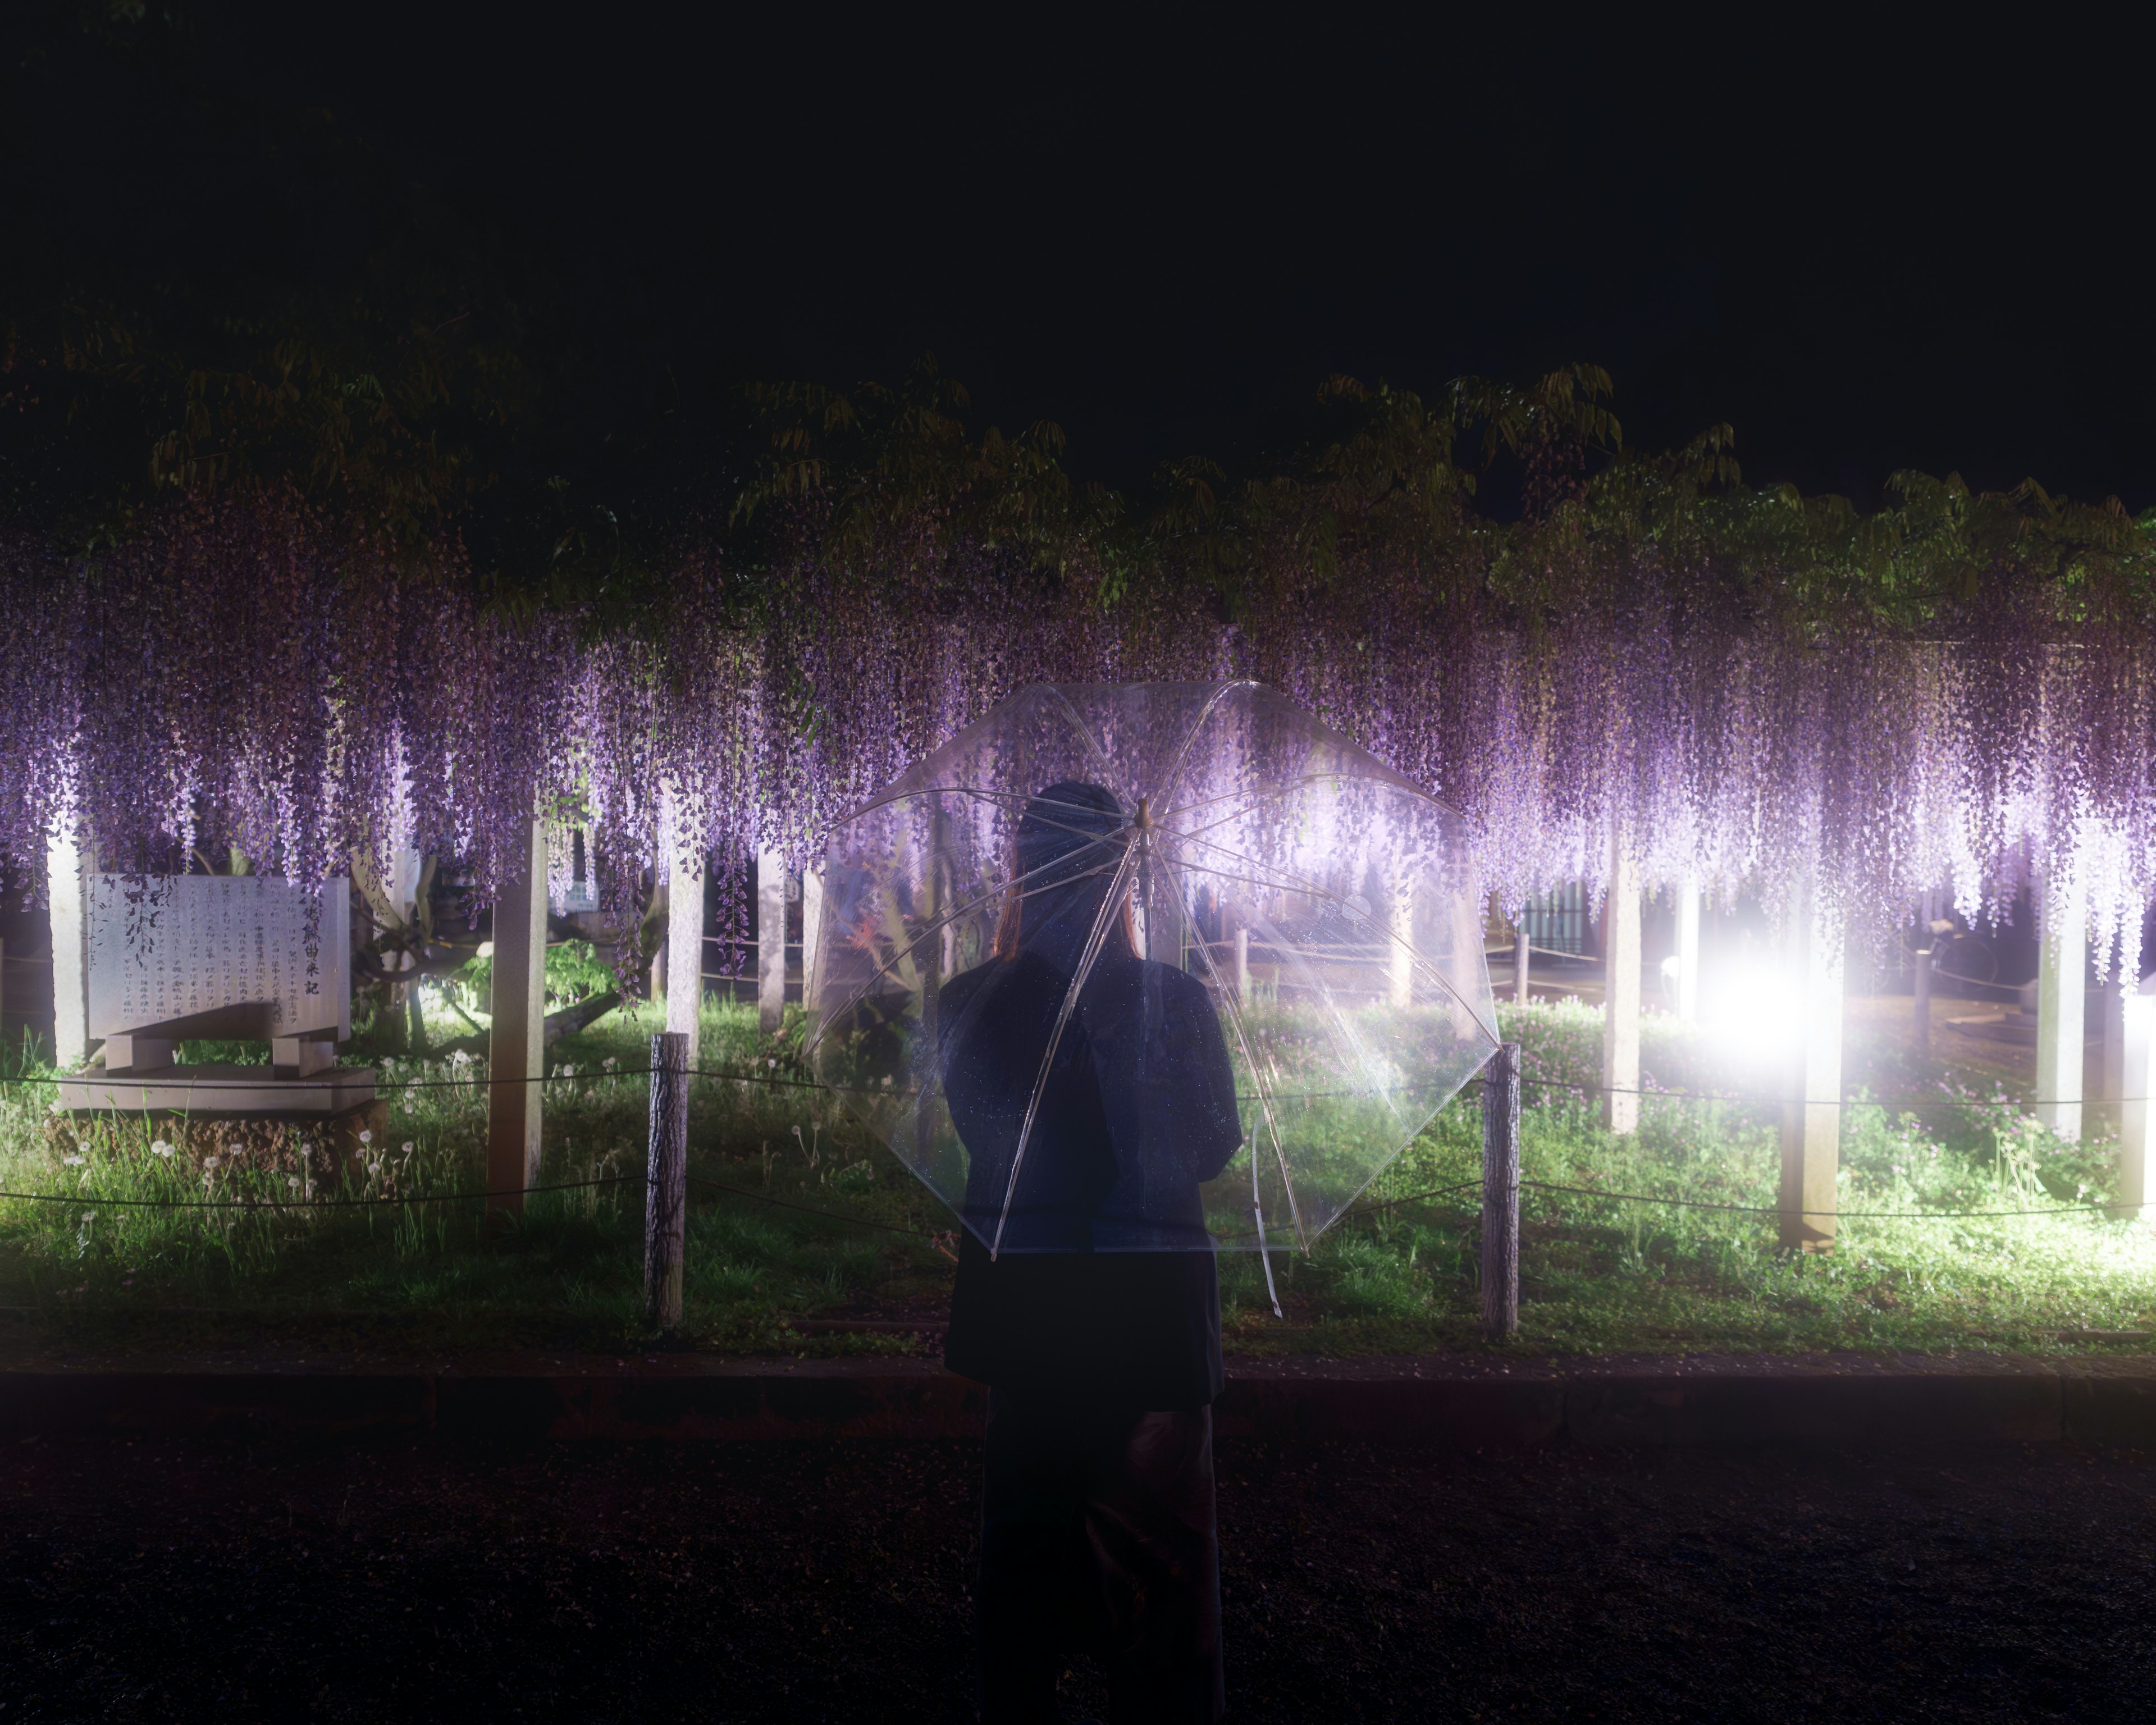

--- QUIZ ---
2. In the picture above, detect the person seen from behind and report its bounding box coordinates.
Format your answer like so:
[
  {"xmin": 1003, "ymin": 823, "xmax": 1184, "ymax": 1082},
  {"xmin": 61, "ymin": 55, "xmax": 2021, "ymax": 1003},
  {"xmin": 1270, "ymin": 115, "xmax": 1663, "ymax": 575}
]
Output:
[{"xmin": 938, "ymin": 780, "xmax": 1244, "ymax": 1724}]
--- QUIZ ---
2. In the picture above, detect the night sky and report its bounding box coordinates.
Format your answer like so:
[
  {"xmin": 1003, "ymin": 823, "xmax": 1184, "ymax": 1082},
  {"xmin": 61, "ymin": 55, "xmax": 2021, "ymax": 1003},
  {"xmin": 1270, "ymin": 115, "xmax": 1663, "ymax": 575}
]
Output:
[{"xmin": 17, "ymin": 4, "xmax": 2155, "ymax": 506}]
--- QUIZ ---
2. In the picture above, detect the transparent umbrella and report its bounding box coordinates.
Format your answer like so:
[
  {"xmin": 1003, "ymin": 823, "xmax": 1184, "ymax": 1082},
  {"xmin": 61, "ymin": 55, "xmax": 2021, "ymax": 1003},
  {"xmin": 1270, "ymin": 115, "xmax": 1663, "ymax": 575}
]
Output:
[{"xmin": 806, "ymin": 681, "xmax": 1499, "ymax": 1303}]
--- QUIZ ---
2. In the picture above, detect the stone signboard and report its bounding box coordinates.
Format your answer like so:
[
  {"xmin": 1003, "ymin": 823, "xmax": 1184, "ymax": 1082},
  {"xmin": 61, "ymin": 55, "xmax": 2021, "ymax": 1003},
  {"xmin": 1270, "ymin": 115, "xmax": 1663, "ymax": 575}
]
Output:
[{"xmin": 86, "ymin": 875, "xmax": 350, "ymax": 1043}]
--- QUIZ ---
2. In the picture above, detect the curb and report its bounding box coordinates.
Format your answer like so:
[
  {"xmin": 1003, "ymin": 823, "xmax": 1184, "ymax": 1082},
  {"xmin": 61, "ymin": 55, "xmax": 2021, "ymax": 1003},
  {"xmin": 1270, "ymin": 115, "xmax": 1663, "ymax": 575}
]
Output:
[{"xmin": 3, "ymin": 1355, "xmax": 2153, "ymax": 1446}]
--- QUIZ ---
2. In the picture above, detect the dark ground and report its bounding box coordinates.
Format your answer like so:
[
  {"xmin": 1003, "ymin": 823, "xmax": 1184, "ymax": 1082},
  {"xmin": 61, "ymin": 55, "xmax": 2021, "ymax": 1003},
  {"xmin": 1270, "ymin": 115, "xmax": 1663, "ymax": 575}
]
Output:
[{"xmin": 4, "ymin": 1435, "xmax": 2151, "ymax": 1723}]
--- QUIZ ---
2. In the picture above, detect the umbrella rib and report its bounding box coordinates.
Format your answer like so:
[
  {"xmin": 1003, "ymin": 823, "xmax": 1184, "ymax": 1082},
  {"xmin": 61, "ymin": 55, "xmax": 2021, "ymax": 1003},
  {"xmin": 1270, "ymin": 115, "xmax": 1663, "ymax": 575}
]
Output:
[
  {"xmin": 844, "ymin": 784, "xmax": 1125, "ymax": 823},
  {"xmin": 1158, "ymin": 826, "xmax": 1499, "ymax": 1048},
  {"xmin": 1162, "ymin": 768, "xmax": 1429, "ymax": 828},
  {"xmin": 801, "ymin": 837, "xmax": 1126, "ymax": 1057},
  {"xmin": 989, "ymin": 839, "xmax": 1143, "ymax": 1259},
  {"xmin": 1151, "ymin": 681, "xmax": 1248, "ymax": 821},
  {"xmin": 1045, "ymin": 687, "xmax": 1123, "ymax": 795},
  {"xmin": 1180, "ymin": 868, "xmax": 1308, "ymax": 1253}
]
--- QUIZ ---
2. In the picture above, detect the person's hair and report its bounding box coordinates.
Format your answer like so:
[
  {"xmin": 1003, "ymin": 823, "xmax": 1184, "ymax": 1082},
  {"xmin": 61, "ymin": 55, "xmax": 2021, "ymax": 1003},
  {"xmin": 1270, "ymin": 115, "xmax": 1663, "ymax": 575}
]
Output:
[{"xmin": 993, "ymin": 841, "xmax": 1139, "ymax": 961}]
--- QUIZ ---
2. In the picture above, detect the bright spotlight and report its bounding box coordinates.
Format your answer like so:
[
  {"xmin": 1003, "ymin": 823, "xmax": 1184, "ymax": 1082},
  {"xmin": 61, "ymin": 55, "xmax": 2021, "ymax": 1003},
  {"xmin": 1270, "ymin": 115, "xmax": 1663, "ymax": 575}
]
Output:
[{"xmin": 1705, "ymin": 953, "xmax": 1800, "ymax": 1063}]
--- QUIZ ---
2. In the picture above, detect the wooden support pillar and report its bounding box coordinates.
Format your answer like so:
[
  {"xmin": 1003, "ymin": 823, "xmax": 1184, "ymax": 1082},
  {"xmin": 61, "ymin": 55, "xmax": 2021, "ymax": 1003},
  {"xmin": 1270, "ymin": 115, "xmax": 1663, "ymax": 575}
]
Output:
[
  {"xmin": 801, "ymin": 865, "xmax": 825, "ymax": 1014},
  {"xmin": 1913, "ymin": 889, "xmax": 1935, "ymax": 1060},
  {"xmin": 1672, "ymin": 879, "xmax": 1700, "ymax": 1024},
  {"xmin": 2102, "ymin": 973, "xmax": 2127, "ymax": 1142},
  {"xmin": 1513, "ymin": 924, "xmax": 1531, "ymax": 1006},
  {"xmin": 1602, "ymin": 834, "xmax": 1641, "ymax": 1134},
  {"xmin": 664, "ymin": 814, "xmax": 704, "ymax": 1075},
  {"xmin": 486, "ymin": 819, "xmax": 548, "ymax": 1217},
  {"xmin": 1234, "ymin": 925, "xmax": 1249, "ymax": 1004},
  {"xmin": 1388, "ymin": 876, "xmax": 1415, "ymax": 1008},
  {"xmin": 757, "ymin": 848, "xmax": 787, "ymax": 1034},
  {"xmin": 2035, "ymin": 869, "xmax": 2085, "ymax": 1141},
  {"xmin": 2119, "ymin": 976, "xmax": 2156, "ymax": 1222},
  {"xmin": 46, "ymin": 826, "xmax": 91, "ymax": 1070},
  {"xmin": 1778, "ymin": 884, "xmax": 1843, "ymax": 1252},
  {"xmin": 647, "ymin": 874, "xmax": 668, "ymax": 1004}
]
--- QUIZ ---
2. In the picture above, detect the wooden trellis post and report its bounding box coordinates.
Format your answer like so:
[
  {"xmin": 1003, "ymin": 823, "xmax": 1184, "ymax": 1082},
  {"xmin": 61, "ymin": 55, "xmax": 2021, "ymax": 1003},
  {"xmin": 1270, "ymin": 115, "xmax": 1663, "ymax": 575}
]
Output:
[
  {"xmin": 1481, "ymin": 1042, "xmax": 1522, "ymax": 1340},
  {"xmin": 1912, "ymin": 889, "xmax": 1935, "ymax": 1059},
  {"xmin": 1778, "ymin": 881, "xmax": 1843, "ymax": 1251},
  {"xmin": 46, "ymin": 825, "xmax": 90, "ymax": 1071},
  {"xmin": 2118, "ymin": 975, "xmax": 2155, "ymax": 1222},
  {"xmin": 486, "ymin": 819, "xmax": 549, "ymax": 1218},
  {"xmin": 1671, "ymin": 879, "xmax": 1700, "ymax": 1023},
  {"xmin": 756, "ymin": 850, "xmax": 788, "ymax": 1034},
  {"xmin": 1602, "ymin": 827, "xmax": 1641, "ymax": 1134},
  {"xmin": 663, "ymin": 792, "xmax": 704, "ymax": 1075},
  {"xmin": 2035, "ymin": 867, "xmax": 2085, "ymax": 1141},
  {"xmin": 800, "ymin": 864, "xmax": 825, "ymax": 1014},
  {"xmin": 645, "ymin": 1030, "xmax": 688, "ymax": 1329}
]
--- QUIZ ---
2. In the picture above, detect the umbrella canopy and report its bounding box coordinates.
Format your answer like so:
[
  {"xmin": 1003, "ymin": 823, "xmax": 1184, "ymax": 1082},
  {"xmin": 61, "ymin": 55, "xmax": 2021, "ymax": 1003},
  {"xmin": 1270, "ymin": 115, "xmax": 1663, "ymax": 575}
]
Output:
[{"xmin": 807, "ymin": 681, "xmax": 1499, "ymax": 1265}]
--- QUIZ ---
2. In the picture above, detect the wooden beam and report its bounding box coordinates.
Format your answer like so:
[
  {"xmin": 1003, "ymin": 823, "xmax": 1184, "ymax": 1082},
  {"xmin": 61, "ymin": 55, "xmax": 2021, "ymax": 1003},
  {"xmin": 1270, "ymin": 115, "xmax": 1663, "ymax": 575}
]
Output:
[
  {"xmin": 2035, "ymin": 868, "xmax": 2085, "ymax": 1141},
  {"xmin": 1779, "ymin": 884, "xmax": 1842, "ymax": 1252},
  {"xmin": 486, "ymin": 819, "xmax": 548, "ymax": 1217},
  {"xmin": 1602, "ymin": 833, "xmax": 1641, "ymax": 1135}
]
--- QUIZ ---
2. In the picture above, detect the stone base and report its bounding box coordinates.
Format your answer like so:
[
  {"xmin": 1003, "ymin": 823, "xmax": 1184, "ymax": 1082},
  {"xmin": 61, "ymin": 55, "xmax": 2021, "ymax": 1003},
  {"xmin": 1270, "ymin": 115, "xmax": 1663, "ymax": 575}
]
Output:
[{"xmin": 57, "ymin": 1063, "xmax": 377, "ymax": 1116}]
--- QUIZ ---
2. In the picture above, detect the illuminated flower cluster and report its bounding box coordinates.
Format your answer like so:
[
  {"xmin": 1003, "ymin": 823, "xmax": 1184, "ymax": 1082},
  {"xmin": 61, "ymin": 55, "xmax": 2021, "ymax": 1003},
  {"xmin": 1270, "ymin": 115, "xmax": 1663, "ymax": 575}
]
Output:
[{"xmin": 6, "ymin": 486, "xmax": 2155, "ymax": 971}]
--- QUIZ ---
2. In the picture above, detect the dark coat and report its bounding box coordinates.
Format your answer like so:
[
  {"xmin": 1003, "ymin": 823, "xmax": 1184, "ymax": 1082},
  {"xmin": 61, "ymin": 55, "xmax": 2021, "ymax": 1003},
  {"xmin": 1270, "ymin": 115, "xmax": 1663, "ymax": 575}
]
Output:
[{"xmin": 940, "ymin": 948, "xmax": 1244, "ymax": 1410}]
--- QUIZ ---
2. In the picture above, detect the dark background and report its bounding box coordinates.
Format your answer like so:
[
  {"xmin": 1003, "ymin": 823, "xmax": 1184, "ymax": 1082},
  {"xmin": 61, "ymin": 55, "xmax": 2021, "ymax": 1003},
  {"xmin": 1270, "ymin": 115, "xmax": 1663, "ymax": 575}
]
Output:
[{"xmin": 9, "ymin": 2, "xmax": 2153, "ymax": 508}]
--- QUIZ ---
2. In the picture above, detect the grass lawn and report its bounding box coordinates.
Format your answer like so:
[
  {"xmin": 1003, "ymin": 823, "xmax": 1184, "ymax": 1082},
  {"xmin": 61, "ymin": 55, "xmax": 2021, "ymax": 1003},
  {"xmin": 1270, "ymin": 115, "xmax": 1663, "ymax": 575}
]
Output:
[{"xmin": 1, "ymin": 985, "xmax": 2151, "ymax": 1361}]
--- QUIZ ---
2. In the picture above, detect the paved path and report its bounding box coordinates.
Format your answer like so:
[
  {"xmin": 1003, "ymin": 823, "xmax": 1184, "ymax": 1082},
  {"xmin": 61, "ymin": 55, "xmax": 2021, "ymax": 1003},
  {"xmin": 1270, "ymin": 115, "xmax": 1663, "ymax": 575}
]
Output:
[{"xmin": 3, "ymin": 1429, "xmax": 2149, "ymax": 1722}]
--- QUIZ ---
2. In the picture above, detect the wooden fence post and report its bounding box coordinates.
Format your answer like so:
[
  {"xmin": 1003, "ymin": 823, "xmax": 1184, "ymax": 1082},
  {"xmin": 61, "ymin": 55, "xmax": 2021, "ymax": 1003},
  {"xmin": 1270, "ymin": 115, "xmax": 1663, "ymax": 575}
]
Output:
[
  {"xmin": 1481, "ymin": 1041, "xmax": 1522, "ymax": 1341},
  {"xmin": 645, "ymin": 1029, "xmax": 688, "ymax": 1329}
]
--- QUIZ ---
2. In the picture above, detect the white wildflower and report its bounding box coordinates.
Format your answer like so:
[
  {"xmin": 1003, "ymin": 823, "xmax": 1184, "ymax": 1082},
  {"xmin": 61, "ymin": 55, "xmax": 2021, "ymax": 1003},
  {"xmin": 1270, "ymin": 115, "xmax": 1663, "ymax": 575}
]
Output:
[
  {"xmin": 288, "ymin": 1176, "xmax": 303, "ymax": 1189},
  {"xmin": 767, "ymin": 1058, "xmax": 778, "ymax": 1070},
  {"xmin": 358, "ymin": 1129, "xmax": 373, "ymax": 1146},
  {"xmin": 402, "ymin": 1141, "xmax": 415, "ymax": 1155},
  {"xmin": 62, "ymin": 1154, "xmax": 85, "ymax": 1167},
  {"xmin": 150, "ymin": 1139, "xmax": 176, "ymax": 1158},
  {"xmin": 602, "ymin": 1057, "xmax": 618, "ymax": 1073},
  {"xmin": 202, "ymin": 1154, "xmax": 220, "ymax": 1170}
]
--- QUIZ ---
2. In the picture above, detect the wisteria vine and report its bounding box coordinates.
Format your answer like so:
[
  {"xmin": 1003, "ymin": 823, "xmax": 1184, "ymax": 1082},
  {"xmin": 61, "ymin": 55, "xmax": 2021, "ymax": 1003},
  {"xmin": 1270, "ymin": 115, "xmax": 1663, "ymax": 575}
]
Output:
[{"xmin": 5, "ymin": 488, "xmax": 2154, "ymax": 971}]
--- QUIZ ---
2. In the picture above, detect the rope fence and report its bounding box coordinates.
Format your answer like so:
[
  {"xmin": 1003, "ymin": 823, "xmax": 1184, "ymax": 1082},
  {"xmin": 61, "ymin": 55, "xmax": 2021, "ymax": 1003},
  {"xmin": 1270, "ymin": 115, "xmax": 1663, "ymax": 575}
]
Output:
[{"xmin": 0, "ymin": 1060, "xmax": 2143, "ymax": 1114}]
